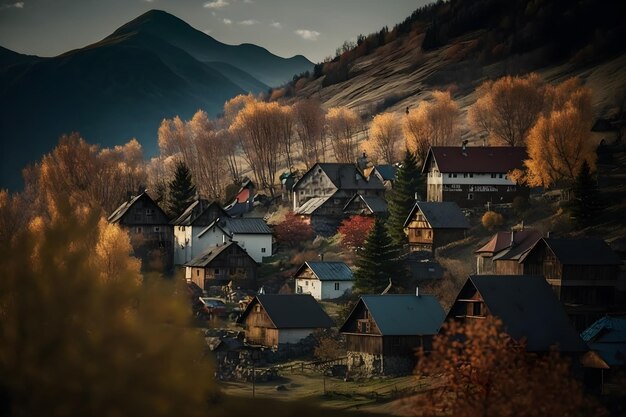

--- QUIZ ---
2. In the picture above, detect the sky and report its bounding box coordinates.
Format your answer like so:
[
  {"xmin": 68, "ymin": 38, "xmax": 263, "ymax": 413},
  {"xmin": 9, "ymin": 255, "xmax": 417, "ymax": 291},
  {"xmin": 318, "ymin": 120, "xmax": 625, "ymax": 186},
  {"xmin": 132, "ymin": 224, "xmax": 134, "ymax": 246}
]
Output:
[{"xmin": 0, "ymin": 0, "xmax": 431, "ymax": 63}]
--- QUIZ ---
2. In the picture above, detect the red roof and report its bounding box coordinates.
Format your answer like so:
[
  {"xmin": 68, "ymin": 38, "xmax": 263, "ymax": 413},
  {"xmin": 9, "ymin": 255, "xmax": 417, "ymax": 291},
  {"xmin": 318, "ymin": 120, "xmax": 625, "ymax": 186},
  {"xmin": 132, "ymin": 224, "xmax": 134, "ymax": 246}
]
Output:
[
  {"xmin": 424, "ymin": 146, "xmax": 527, "ymax": 173},
  {"xmin": 476, "ymin": 230, "xmax": 542, "ymax": 257}
]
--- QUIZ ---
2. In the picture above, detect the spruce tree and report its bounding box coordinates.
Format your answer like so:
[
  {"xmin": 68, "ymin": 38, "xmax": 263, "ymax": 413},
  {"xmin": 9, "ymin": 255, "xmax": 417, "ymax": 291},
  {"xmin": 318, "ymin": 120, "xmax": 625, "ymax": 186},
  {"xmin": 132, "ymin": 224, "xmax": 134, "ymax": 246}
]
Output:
[
  {"xmin": 167, "ymin": 161, "xmax": 197, "ymax": 219},
  {"xmin": 354, "ymin": 217, "xmax": 406, "ymax": 294},
  {"xmin": 571, "ymin": 160, "xmax": 601, "ymax": 227},
  {"xmin": 386, "ymin": 150, "xmax": 423, "ymax": 247}
]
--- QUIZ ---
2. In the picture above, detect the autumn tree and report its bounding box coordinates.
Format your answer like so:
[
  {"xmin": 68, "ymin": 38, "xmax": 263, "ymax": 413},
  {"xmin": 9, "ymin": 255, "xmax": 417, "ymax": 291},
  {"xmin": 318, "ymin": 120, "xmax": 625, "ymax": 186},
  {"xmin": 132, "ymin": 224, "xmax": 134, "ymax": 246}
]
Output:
[
  {"xmin": 386, "ymin": 150, "xmax": 422, "ymax": 247},
  {"xmin": 326, "ymin": 107, "xmax": 360, "ymax": 163},
  {"xmin": 0, "ymin": 192, "xmax": 216, "ymax": 416},
  {"xmin": 570, "ymin": 160, "xmax": 601, "ymax": 227},
  {"xmin": 364, "ymin": 112, "xmax": 402, "ymax": 163},
  {"xmin": 293, "ymin": 99, "xmax": 326, "ymax": 168},
  {"xmin": 524, "ymin": 78, "xmax": 596, "ymax": 187},
  {"xmin": 354, "ymin": 217, "xmax": 405, "ymax": 294},
  {"xmin": 404, "ymin": 91, "xmax": 460, "ymax": 164},
  {"xmin": 273, "ymin": 212, "xmax": 315, "ymax": 248},
  {"xmin": 482, "ymin": 210, "xmax": 504, "ymax": 231},
  {"xmin": 468, "ymin": 73, "xmax": 544, "ymax": 147},
  {"xmin": 167, "ymin": 160, "xmax": 196, "ymax": 219},
  {"xmin": 410, "ymin": 317, "xmax": 602, "ymax": 417},
  {"xmin": 337, "ymin": 215, "xmax": 375, "ymax": 251}
]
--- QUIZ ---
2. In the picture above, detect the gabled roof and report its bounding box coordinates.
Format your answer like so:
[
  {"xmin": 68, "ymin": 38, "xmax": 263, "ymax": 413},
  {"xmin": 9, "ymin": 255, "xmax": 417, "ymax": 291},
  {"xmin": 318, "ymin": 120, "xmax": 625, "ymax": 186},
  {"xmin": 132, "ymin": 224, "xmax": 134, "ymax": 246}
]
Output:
[
  {"xmin": 184, "ymin": 241, "xmax": 255, "ymax": 267},
  {"xmin": 295, "ymin": 195, "xmax": 333, "ymax": 215},
  {"xmin": 340, "ymin": 295, "xmax": 445, "ymax": 336},
  {"xmin": 476, "ymin": 230, "xmax": 542, "ymax": 261},
  {"xmin": 404, "ymin": 201, "xmax": 470, "ymax": 229},
  {"xmin": 343, "ymin": 193, "xmax": 388, "ymax": 214},
  {"xmin": 371, "ymin": 165, "xmax": 398, "ymax": 181},
  {"xmin": 171, "ymin": 199, "xmax": 228, "ymax": 226},
  {"xmin": 107, "ymin": 192, "xmax": 167, "ymax": 224},
  {"xmin": 197, "ymin": 217, "xmax": 272, "ymax": 238},
  {"xmin": 464, "ymin": 275, "xmax": 588, "ymax": 352},
  {"xmin": 581, "ymin": 316, "xmax": 626, "ymax": 367},
  {"xmin": 237, "ymin": 294, "xmax": 334, "ymax": 329},
  {"xmin": 422, "ymin": 146, "xmax": 527, "ymax": 174},
  {"xmin": 295, "ymin": 261, "xmax": 354, "ymax": 281},
  {"xmin": 294, "ymin": 163, "xmax": 385, "ymax": 191},
  {"xmin": 521, "ymin": 238, "xmax": 622, "ymax": 266}
]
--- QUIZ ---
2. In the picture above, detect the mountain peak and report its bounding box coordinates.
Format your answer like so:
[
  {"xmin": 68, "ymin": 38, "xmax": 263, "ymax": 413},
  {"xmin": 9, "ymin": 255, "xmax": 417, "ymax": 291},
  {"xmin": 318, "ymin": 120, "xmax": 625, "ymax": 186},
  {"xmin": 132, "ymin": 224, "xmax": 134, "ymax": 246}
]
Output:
[{"xmin": 110, "ymin": 9, "xmax": 198, "ymax": 39}]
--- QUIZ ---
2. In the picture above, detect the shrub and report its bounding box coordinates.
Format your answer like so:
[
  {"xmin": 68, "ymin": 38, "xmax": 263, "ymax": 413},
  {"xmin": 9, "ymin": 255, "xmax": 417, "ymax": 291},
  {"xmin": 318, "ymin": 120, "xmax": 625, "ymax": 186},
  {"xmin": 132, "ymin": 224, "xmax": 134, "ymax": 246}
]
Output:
[
  {"xmin": 482, "ymin": 210, "xmax": 504, "ymax": 231},
  {"xmin": 274, "ymin": 212, "xmax": 315, "ymax": 248}
]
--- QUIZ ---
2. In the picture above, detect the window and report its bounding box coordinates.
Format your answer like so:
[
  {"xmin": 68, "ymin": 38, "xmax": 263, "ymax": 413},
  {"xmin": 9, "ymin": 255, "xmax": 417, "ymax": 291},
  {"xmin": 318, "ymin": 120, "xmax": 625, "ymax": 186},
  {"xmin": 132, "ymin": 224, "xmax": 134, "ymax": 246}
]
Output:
[
  {"xmin": 146, "ymin": 208, "xmax": 154, "ymax": 217},
  {"xmin": 135, "ymin": 227, "xmax": 142, "ymax": 234},
  {"xmin": 463, "ymin": 173, "xmax": 468, "ymax": 178},
  {"xmin": 334, "ymin": 282, "xmax": 340, "ymax": 291},
  {"xmin": 196, "ymin": 270, "xmax": 200, "ymax": 277},
  {"xmin": 499, "ymin": 173, "xmax": 503, "ymax": 178},
  {"xmin": 261, "ymin": 248, "xmax": 266, "ymax": 253},
  {"xmin": 469, "ymin": 173, "xmax": 474, "ymax": 178},
  {"xmin": 473, "ymin": 302, "xmax": 483, "ymax": 316},
  {"xmin": 255, "ymin": 304, "xmax": 261, "ymax": 313},
  {"xmin": 214, "ymin": 268, "xmax": 220, "ymax": 275},
  {"xmin": 153, "ymin": 226, "xmax": 160, "ymax": 232},
  {"xmin": 452, "ymin": 173, "xmax": 457, "ymax": 178},
  {"xmin": 448, "ymin": 173, "xmax": 452, "ymax": 178},
  {"xmin": 305, "ymin": 281, "xmax": 309, "ymax": 286},
  {"xmin": 468, "ymin": 193, "xmax": 474, "ymax": 200},
  {"xmin": 491, "ymin": 173, "xmax": 497, "ymax": 179}
]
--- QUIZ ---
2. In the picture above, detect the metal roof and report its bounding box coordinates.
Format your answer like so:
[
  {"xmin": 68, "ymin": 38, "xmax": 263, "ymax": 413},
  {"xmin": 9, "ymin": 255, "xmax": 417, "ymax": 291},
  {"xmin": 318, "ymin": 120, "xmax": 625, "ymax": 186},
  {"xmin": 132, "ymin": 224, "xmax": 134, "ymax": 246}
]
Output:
[
  {"xmin": 467, "ymin": 275, "xmax": 588, "ymax": 353},
  {"xmin": 524, "ymin": 238, "xmax": 622, "ymax": 266},
  {"xmin": 294, "ymin": 163, "xmax": 386, "ymax": 191},
  {"xmin": 197, "ymin": 217, "xmax": 272, "ymax": 238},
  {"xmin": 237, "ymin": 294, "xmax": 334, "ymax": 329},
  {"xmin": 341, "ymin": 295, "xmax": 445, "ymax": 336},
  {"xmin": 372, "ymin": 165, "xmax": 397, "ymax": 181},
  {"xmin": 295, "ymin": 196, "xmax": 333, "ymax": 215},
  {"xmin": 404, "ymin": 201, "xmax": 470, "ymax": 229},
  {"xmin": 475, "ymin": 230, "xmax": 543, "ymax": 261},
  {"xmin": 581, "ymin": 316, "xmax": 626, "ymax": 367},
  {"xmin": 296, "ymin": 261, "xmax": 354, "ymax": 281},
  {"xmin": 423, "ymin": 146, "xmax": 527, "ymax": 174}
]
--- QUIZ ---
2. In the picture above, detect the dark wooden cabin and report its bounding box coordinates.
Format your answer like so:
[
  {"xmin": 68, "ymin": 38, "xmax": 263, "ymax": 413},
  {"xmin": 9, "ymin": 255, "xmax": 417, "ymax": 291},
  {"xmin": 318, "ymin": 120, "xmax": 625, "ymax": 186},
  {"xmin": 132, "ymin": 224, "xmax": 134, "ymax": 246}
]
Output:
[
  {"xmin": 339, "ymin": 294, "xmax": 445, "ymax": 376},
  {"xmin": 520, "ymin": 238, "xmax": 622, "ymax": 331},
  {"xmin": 475, "ymin": 229, "xmax": 542, "ymax": 275},
  {"xmin": 184, "ymin": 241, "xmax": 257, "ymax": 290},
  {"xmin": 403, "ymin": 201, "xmax": 470, "ymax": 254}
]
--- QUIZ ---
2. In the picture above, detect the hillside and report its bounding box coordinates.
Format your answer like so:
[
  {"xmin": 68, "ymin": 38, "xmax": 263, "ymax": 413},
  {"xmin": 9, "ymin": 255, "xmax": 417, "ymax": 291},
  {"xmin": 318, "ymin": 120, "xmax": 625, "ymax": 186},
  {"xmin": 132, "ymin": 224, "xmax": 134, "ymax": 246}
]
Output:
[{"xmin": 0, "ymin": 9, "xmax": 313, "ymax": 190}]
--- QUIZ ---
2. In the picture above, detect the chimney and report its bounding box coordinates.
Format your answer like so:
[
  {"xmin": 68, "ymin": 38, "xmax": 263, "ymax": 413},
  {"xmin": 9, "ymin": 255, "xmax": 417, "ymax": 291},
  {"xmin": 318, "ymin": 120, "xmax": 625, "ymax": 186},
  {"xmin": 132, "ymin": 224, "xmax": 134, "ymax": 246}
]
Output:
[
  {"xmin": 319, "ymin": 253, "xmax": 324, "ymax": 262},
  {"xmin": 415, "ymin": 286, "xmax": 419, "ymax": 297},
  {"xmin": 510, "ymin": 230, "xmax": 515, "ymax": 248},
  {"xmin": 546, "ymin": 231, "xmax": 551, "ymax": 238}
]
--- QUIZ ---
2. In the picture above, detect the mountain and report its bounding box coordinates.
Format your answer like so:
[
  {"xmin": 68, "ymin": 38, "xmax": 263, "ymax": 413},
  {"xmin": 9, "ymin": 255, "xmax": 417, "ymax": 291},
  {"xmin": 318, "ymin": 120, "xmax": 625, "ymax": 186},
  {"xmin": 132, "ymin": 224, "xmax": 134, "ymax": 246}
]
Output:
[{"xmin": 0, "ymin": 9, "xmax": 313, "ymax": 190}]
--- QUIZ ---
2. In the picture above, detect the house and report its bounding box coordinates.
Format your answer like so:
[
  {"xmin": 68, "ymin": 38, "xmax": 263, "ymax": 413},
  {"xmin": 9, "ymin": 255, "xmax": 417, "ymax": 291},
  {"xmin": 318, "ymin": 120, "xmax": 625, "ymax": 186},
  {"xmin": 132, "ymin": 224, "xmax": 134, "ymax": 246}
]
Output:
[
  {"xmin": 292, "ymin": 163, "xmax": 386, "ymax": 234},
  {"xmin": 342, "ymin": 193, "xmax": 388, "ymax": 216},
  {"xmin": 366, "ymin": 164, "xmax": 398, "ymax": 190},
  {"xmin": 172, "ymin": 199, "xmax": 229, "ymax": 265},
  {"xmin": 339, "ymin": 294, "xmax": 445, "ymax": 376},
  {"xmin": 294, "ymin": 261, "xmax": 354, "ymax": 300},
  {"xmin": 520, "ymin": 238, "xmax": 622, "ymax": 331},
  {"xmin": 108, "ymin": 192, "xmax": 173, "ymax": 271},
  {"xmin": 448, "ymin": 275, "xmax": 588, "ymax": 354},
  {"xmin": 475, "ymin": 229, "xmax": 542, "ymax": 274},
  {"xmin": 403, "ymin": 201, "xmax": 470, "ymax": 253},
  {"xmin": 196, "ymin": 217, "xmax": 273, "ymax": 263},
  {"xmin": 581, "ymin": 316, "xmax": 626, "ymax": 392},
  {"xmin": 184, "ymin": 241, "xmax": 257, "ymax": 290},
  {"xmin": 236, "ymin": 294, "xmax": 334, "ymax": 349},
  {"xmin": 224, "ymin": 178, "xmax": 255, "ymax": 217},
  {"xmin": 422, "ymin": 145, "xmax": 528, "ymax": 207}
]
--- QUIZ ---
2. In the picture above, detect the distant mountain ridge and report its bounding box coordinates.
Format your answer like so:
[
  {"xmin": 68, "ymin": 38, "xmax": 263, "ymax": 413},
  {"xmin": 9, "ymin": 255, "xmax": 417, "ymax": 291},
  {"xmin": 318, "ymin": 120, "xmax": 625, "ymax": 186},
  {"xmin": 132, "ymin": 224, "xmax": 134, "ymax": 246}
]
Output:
[{"xmin": 0, "ymin": 9, "xmax": 313, "ymax": 190}]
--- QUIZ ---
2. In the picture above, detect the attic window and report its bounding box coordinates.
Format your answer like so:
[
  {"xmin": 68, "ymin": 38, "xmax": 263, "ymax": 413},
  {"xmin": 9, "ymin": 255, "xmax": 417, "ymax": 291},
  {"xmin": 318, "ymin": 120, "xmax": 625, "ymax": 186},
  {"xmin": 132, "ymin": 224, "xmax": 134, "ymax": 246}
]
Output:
[
  {"xmin": 318, "ymin": 169, "xmax": 322, "ymax": 174},
  {"xmin": 146, "ymin": 208, "xmax": 154, "ymax": 217},
  {"xmin": 255, "ymin": 304, "xmax": 261, "ymax": 313}
]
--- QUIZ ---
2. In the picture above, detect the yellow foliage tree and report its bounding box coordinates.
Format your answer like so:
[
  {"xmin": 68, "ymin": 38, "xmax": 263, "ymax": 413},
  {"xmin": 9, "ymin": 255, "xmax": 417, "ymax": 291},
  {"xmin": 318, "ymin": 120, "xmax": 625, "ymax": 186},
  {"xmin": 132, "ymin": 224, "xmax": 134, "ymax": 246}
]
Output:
[
  {"xmin": 482, "ymin": 210, "xmax": 504, "ymax": 231},
  {"xmin": 364, "ymin": 112, "xmax": 402, "ymax": 164},
  {"xmin": 326, "ymin": 107, "xmax": 360, "ymax": 163}
]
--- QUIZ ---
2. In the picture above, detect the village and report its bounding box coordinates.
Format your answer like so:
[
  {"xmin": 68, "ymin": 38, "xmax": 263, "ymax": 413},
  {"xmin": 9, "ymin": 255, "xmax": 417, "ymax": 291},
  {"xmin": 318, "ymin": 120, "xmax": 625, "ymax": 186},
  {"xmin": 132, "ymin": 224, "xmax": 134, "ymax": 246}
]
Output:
[{"xmin": 105, "ymin": 123, "xmax": 626, "ymax": 413}]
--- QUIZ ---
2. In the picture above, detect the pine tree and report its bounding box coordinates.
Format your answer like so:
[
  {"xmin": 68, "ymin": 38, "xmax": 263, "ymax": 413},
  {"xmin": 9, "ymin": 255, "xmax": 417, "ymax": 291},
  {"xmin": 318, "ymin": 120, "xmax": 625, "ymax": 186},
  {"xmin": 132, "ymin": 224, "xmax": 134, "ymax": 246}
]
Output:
[
  {"xmin": 386, "ymin": 150, "xmax": 423, "ymax": 247},
  {"xmin": 571, "ymin": 160, "xmax": 601, "ymax": 227},
  {"xmin": 354, "ymin": 217, "xmax": 406, "ymax": 294},
  {"xmin": 167, "ymin": 161, "xmax": 197, "ymax": 219}
]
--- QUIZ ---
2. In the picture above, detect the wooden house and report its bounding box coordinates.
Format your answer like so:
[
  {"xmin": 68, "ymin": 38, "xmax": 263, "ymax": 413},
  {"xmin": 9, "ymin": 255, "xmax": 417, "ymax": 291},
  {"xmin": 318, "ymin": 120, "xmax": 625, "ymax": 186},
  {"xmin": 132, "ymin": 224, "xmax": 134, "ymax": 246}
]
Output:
[
  {"xmin": 236, "ymin": 294, "xmax": 334, "ymax": 349},
  {"xmin": 339, "ymin": 294, "xmax": 445, "ymax": 376},
  {"xmin": 520, "ymin": 238, "xmax": 622, "ymax": 331},
  {"xmin": 108, "ymin": 192, "xmax": 173, "ymax": 271},
  {"xmin": 184, "ymin": 241, "xmax": 257, "ymax": 290},
  {"xmin": 475, "ymin": 229, "xmax": 542, "ymax": 274},
  {"xmin": 342, "ymin": 193, "xmax": 388, "ymax": 217},
  {"xmin": 448, "ymin": 275, "xmax": 588, "ymax": 354},
  {"xmin": 196, "ymin": 217, "xmax": 273, "ymax": 263},
  {"xmin": 172, "ymin": 199, "xmax": 229, "ymax": 265},
  {"xmin": 422, "ymin": 146, "xmax": 528, "ymax": 207},
  {"xmin": 294, "ymin": 261, "xmax": 354, "ymax": 300},
  {"xmin": 403, "ymin": 201, "xmax": 470, "ymax": 254}
]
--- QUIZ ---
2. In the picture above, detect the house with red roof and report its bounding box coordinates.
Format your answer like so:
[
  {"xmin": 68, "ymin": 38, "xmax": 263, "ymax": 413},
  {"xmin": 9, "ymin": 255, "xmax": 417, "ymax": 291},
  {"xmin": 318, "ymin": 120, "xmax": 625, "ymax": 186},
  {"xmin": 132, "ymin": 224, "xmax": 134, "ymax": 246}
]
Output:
[
  {"xmin": 422, "ymin": 145, "xmax": 528, "ymax": 207},
  {"xmin": 475, "ymin": 228, "xmax": 543, "ymax": 274}
]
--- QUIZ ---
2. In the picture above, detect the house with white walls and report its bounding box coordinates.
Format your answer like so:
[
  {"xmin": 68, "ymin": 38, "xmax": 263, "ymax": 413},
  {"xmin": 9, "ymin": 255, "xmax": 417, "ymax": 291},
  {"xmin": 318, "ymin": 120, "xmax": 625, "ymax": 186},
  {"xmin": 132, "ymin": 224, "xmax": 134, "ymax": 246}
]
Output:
[
  {"xmin": 196, "ymin": 217, "xmax": 272, "ymax": 263},
  {"xmin": 294, "ymin": 261, "xmax": 354, "ymax": 300}
]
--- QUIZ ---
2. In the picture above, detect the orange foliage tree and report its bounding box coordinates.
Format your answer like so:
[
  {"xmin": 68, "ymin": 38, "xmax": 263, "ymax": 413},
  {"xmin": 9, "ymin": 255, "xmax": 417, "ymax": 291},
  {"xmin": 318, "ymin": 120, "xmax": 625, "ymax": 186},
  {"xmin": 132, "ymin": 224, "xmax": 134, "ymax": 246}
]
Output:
[
  {"xmin": 409, "ymin": 317, "xmax": 602, "ymax": 417},
  {"xmin": 481, "ymin": 210, "xmax": 504, "ymax": 231},
  {"xmin": 365, "ymin": 112, "xmax": 402, "ymax": 163},
  {"xmin": 293, "ymin": 98, "xmax": 327, "ymax": 168},
  {"xmin": 337, "ymin": 215, "xmax": 375, "ymax": 251},
  {"xmin": 273, "ymin": 212, "xmax": 315, "ymax": 248}
]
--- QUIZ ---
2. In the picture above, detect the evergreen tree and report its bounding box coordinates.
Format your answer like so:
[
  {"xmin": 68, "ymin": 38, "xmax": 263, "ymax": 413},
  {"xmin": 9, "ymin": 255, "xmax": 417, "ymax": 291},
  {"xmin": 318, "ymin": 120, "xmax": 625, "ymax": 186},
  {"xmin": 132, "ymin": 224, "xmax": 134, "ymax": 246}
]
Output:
[
  {"xmin": 571, "ymin": 160, "xmax": 601, "ymax": 227},
  {"xmin": 354, "ymin": 217, "xmax": 406, "ymax": 294},
  {"xmin": 386, "ymin": 150, "xmax": 423, "ymax": 247},
  {"xmin": 167, "ymin": 161, "xmax": 197, "ymax": 219}
]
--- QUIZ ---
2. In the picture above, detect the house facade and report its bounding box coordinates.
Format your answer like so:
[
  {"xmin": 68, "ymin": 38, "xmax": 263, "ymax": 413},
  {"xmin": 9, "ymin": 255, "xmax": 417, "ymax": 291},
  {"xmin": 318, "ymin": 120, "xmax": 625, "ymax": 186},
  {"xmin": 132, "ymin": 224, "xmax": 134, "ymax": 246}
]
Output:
[
  {"xmin": 422, "ymin": 146, "xmax": 528, "ymax": 207},
  {"xmin": 195, "ymin": 217, "xmax": 272, "ymax": 263},
  {"xmin": 108, "ymin": 192, "xmax": 173, "ymax": 271},
  {"xmin": 340, "ymin": 294, "xmax": 445, "ymax": 376},
  {"xmin": 236, "ymin": 294, "xmax": 334, "ymax": 349},
  {"xmin": 185, "ymin": 241, "xmax": 257, "ymax": 290},
  {"xmin": 403, "ymin": 201, "xmax": 470, "ymax": 253},
  {"xmin": 294, "ymin": 261, "xmax": 354, "ymax": 300}
]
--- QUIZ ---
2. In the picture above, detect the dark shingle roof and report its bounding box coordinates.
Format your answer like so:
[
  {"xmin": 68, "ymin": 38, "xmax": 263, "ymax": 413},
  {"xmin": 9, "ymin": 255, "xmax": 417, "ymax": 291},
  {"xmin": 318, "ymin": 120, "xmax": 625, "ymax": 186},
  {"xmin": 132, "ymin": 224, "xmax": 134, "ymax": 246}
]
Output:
[
  {"xmin": 237, "ymin": 294, "xmax": 334, "ymax": 329},
  {"xmin": 197, "ymin": 217, "xmax": 272, "ymax": 237},
  {"xmin": 341, "ymin": 295, "xmax": 445, "ymax": 336},
  {"xmin": 536, "ymin": 238, "xmax": 622, "ymax": 266},
  {"xmin": 296, "ymin": 261, "xmax": 354, "ymax": 281},
  {"xmin": 107, "ymin": 192, "xmax": 167, "ymax": 224},
  {"xmin": 468, "ymin": 275, "xmax": 588, "ymax": 352},
  {"xmin": 184, "ymin": 242, "xmax": 253, "ymax": 267},
  {"xmin": 343, "ymin": 194, "xmax": 388, "ymax": 214},
  {"xmin": 295, "ymin": 163, "xmax": 385, "ymax": 191},
  {"xmin": 404, "ymin": 201, "xmax": 470, "ymax": 229},
  {"xmin": 423, "ymin": 146, "xmax": 527, "ymax": 174},
  {"xmin": 171, "ymin": 200, "xmax": 227, "ymax": 226}
]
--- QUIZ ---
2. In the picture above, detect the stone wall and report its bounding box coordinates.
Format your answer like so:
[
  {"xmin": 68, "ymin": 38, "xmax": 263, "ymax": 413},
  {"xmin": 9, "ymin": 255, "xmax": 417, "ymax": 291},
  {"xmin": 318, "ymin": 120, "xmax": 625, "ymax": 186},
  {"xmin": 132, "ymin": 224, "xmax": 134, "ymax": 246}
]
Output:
[{"xmin": 347, "ymin": 351, "xmax": 415, "ymax": 376}]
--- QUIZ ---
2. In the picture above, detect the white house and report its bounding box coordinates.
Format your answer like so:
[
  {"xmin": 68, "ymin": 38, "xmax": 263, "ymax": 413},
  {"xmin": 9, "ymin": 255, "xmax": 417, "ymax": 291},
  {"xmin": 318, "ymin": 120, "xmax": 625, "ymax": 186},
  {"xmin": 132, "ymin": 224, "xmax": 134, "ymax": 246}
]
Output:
[
  {"xmin": 422, "ymin": 145, "xmax": 529, "ymax": 208},
  {"xmin": 294, "ymin": 261, "xmax": 354, "ymax": 300},
  {"xmin": 196, "ymin": 217, "xmax": 272, "ymax": 263},
  {"xmin": 172, "ymin": 200, "xmax": 229, "ymax": 265}
]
